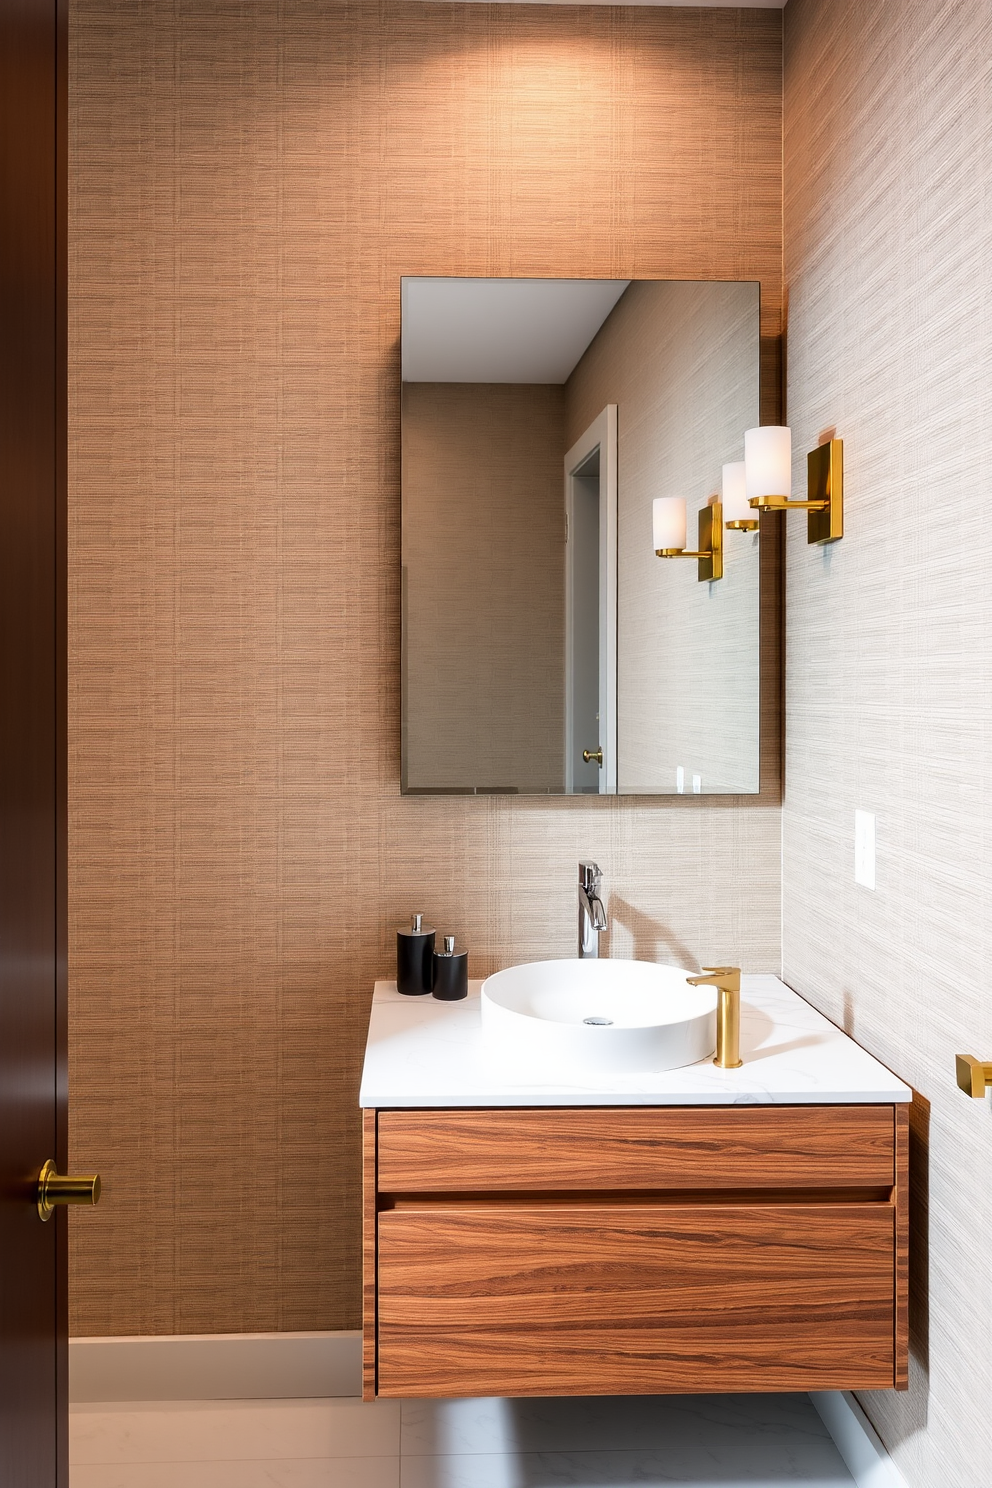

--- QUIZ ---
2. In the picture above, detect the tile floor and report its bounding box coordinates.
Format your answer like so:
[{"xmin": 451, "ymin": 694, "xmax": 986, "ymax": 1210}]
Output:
[{"xmin": 70, "ymin": 1392, "xmax": 856, "ymax": 1486}]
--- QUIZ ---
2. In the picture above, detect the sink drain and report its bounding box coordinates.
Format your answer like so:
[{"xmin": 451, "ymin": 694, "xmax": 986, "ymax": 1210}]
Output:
[{"xmin": 583, "ymin": 1016, "xmax": 613, "ymax": 1026}]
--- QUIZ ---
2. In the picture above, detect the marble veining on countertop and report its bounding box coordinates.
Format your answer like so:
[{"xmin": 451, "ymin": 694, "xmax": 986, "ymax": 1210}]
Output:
[{"xmin": 359, "ymin": 973, "xmax": 911, "ymax": 1108}]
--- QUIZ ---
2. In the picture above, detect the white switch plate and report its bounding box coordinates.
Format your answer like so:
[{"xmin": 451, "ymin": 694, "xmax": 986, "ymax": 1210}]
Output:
[{"xmin": 854, "ymin": 810, "xmax": 875, "ymax": 890}]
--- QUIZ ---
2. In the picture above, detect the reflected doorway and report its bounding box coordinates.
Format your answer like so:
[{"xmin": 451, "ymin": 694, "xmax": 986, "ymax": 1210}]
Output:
[{"xmin": 564, "ymin": 405, "xmax": 617, "ymax": 794}]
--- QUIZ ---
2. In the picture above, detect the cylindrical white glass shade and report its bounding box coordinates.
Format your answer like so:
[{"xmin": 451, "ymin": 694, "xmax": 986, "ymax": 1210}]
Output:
[
  {"xmin": 653, "ymin": 496, "xmax": 687, "ymax": 551},
  {"xmin": 722, "ymin": 461, "xmax": 749, "ymax": 522},
  {"xmin": 745, "ymin": 426, "xmax": 791, "ymax": 501}
]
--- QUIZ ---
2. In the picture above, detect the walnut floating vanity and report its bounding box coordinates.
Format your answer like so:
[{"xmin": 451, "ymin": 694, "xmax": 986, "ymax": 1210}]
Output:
[{"xmin": 360, "ymin": 975, "xmax": 911, "ymax": 1401}]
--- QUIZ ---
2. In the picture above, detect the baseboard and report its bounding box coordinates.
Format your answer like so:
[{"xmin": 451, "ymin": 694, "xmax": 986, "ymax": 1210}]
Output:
[
  {"xmin": 69, "ymin": 1330, "xmax": 362, "ymax": 1403},
  {"xmin": 810, "ymin": 1392, "xmax": 909, "ymax": 1488},
  {"xmin": 69, "ymin": 1339, "xmax": 913, "ymax": 1475}
]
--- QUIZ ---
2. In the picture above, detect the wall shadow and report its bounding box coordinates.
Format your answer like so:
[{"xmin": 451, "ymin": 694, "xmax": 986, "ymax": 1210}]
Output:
[
  {"xmin": 605, "ymin": 895, "xmax": 699, "ymax": 970},
  {"xmin": 503, "ymin": 1391, "xmax": 837, "ymax": 1485},
  {"xmin": 907, "ymin": 1091, "xmax": 931, "ymax": 1378},
  {"xmin": 855, "ymin": 1088, "xmax": 931, "ymax": 1450}
]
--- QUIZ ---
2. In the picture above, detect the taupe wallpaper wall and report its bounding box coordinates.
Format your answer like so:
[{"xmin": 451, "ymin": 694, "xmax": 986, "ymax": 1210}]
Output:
[
  {"xmin": 783, "ymin": 0, "xmax": 992, "ymax": 1482},
  {"xmin": 69, "ymin": 0, "xmax": 783, "ymax": 1335},
  {"xmin": 566, "ymin": 280, "xmax": 761, "ymax": 793},
  {"xmin": 402, "ymin": 382, "xmax": 566, "ymax": 793}
]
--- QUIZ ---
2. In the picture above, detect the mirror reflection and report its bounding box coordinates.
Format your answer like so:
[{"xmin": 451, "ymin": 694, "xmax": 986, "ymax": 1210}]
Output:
[{"xmin": 401, "ymin": 278, "xmax": 761, "ymax": 796}]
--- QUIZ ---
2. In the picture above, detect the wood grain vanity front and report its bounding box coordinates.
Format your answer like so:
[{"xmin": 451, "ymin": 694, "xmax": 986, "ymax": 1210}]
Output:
[
  {"xmin": 365, "ymin": 1104, "xmax": 908, "ymax": 1399},
  {"xmin": 376, "ymin": 1105, "xmax": 894, "ymax": 1191}
]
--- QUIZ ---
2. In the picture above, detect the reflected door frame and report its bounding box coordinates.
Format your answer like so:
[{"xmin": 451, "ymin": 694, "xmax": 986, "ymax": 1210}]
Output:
[{"xmin": 564, "ymin": 405, "xmax": 617, "ymax": 795}]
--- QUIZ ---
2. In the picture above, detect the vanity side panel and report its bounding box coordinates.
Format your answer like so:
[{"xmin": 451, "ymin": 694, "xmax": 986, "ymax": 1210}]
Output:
[
  {"xmin": 376, "ymin": 1201, "xmax": 895, "ymax": 1397},
  {"xmin": 894, "ymin": 1101, "xmax": 909, "ymax": 1389},
  {"xmin": 362, "ymin": 1108, "xmax": 377, "ymax": 1401},
  {"xmin": 377, "ymin": 1106, "xmax": 895, "ymax": 1191}
]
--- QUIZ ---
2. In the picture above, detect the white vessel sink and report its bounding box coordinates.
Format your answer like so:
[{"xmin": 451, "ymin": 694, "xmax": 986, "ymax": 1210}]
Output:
[{"xmin": 480, "ymin": 959, "xmax": 718, "ymax": 1077}]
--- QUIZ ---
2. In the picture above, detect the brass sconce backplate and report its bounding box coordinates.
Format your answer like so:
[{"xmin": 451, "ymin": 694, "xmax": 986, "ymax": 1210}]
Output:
[
  {"xmin": 697, "ymin": 501, "xmax": 723, "ymax": 582},
  {"xmin": 807, "ymin": 438, "xmax": 844, "ymax": 545}
]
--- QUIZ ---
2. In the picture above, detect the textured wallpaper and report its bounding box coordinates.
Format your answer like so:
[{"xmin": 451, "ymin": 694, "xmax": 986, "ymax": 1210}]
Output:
[
  {"xmin": 783, "ymin": 0, "xmax": 992, "ymax": 1482},
  {"xmin": 402, "ymin": 382, "xmax": 566, "ymax": 793},
  {"xmin": 68, "ymin": 0, "xmax": 783, "ymax": 1335}
]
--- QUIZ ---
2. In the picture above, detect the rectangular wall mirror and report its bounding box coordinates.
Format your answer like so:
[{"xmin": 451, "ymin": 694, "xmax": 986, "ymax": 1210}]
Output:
[{"xmin": 401, "ymin": 277, "xmax": 761, "ymax": 796}]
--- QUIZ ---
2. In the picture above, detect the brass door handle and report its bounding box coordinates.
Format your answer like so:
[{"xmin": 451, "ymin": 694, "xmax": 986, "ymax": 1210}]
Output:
[
  {"xmin": 582, "ymin": 748, "xmax": 603, "ymax": 767},
  {"xmin": 956, "ymin": 1054, "xmax": 992, "ymax": 1098},
  {"xmin": 37, "ymin": 1159, "xmax": 101, "ymax": 1222}
]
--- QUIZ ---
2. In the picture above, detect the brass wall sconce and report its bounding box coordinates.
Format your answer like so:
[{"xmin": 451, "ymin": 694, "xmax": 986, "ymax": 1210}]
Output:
[
  {"xmin": 722, "ymin": 462, "xmax": 758, "ymax": 532},
  {"xmin": 744, "ymin": 426, "xmax": 844, "ymax": 544},
  {"xmin": 653, "ymin": 496, "xmax": 723, "ymax": 582},
  {"xmin": 956, "ymin": 1054, "xmax": 992, "ymax": 1097}
]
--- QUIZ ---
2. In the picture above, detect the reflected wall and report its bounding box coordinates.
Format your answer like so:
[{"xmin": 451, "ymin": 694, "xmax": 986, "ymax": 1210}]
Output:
[
  {"xmin": 402, "ymin": 382, "xmax": 566, "ymax": 793},
  {"xmin": 567, "ymin": 280, "xmax": 760, "ymax": 793}
]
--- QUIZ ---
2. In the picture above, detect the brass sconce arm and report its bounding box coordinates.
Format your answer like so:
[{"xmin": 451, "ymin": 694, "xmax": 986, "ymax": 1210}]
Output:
[
  {"xmin": 748, "ymin": 495, "xmax": 829, "ymax": 511},
  {"xmin": 686, "ymin": 965, "xmax": 742, "ymax": 1069}
]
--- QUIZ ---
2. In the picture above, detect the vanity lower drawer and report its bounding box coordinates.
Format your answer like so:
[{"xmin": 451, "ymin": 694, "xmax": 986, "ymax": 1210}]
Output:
[
  {"xmin": 375, "ymin": 1105, "xmax": 895, "ymax": 1192},
  {"xmin": 376, "ymin": 1199, "xmax": 897, "ymax": 1397}
]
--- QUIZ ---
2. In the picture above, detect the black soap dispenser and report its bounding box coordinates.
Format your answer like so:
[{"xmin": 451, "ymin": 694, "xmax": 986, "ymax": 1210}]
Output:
[
  {"xmin": 396, "ymin": 913, "xmax": 435, "ymax": 995},
  {"xmin": 432, "ymin": 935, "xmax": 469, "ymax": 1001}
]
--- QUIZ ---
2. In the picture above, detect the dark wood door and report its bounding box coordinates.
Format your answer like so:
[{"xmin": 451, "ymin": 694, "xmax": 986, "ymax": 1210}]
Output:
[{"xmin": 0, "ymin": 1, "xmax": 68, "ymax": 1485}]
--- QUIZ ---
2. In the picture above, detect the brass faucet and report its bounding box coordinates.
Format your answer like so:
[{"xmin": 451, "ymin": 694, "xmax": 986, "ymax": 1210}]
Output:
[{"xmin": 685, "ymin": 966, "xmax": 742, "ymax": 1069}]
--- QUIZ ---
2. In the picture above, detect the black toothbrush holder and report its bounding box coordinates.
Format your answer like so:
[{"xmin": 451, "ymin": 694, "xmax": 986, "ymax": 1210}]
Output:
[
  {"xmin": 432, "ymin": 935, "xmax": 469, "ymax": 1001},
  {"xmin": 396, "ymin": 913, "xmax": 435, "ymax": 995}
]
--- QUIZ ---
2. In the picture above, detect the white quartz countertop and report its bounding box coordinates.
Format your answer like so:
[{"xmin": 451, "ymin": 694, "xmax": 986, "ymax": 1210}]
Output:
[{"xmin": 359, "ymin": 973, "xmax": 911, "ymax": 1108}]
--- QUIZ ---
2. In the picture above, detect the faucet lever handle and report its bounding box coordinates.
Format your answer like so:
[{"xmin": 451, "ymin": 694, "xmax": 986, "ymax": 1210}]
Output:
[
  {"xmin": 687, "ymin": 965, "xmax": 740, "ymax": 993},
  {"xmin": 706, "ymin": 965, "xmax": 740, "ymax": 986}
]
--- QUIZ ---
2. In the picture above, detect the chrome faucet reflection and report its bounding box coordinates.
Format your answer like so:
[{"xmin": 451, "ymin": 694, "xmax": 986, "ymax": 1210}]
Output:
[{"xmin": 578, "ymin": 861, "xmax": 608, "ymax": 959}]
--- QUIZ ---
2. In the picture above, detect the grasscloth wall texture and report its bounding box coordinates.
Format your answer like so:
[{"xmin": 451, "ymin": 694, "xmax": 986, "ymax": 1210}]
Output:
[
  {"xmin": 402, "ymin": 382, "xmax": 566, "ymax": 793},
  {"xmin": 69, "ymin": 0, "xmax": 783, "ymax": 1335},
  {"xmin": 783, "ymin": 0, "xmax": 992, "ymax": 1483}
]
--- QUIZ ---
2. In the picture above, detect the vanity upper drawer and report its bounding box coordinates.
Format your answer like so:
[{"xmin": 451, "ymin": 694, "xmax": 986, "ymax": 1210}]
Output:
[{"xmin": 375, "ymin": 1105, "xmax": 895, "ymax": 1191}]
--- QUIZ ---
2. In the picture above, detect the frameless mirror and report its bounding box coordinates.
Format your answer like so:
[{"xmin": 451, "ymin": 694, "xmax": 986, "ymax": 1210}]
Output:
[{"xmin": 401, "ymin": 277, "xmax": 761, "ymax": 795}]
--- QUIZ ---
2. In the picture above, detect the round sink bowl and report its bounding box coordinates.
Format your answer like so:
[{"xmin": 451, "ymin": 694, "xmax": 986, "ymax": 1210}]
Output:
[{"xmin": 480, "ymin": 958, "xmax": 718, "ymax": 1077}]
